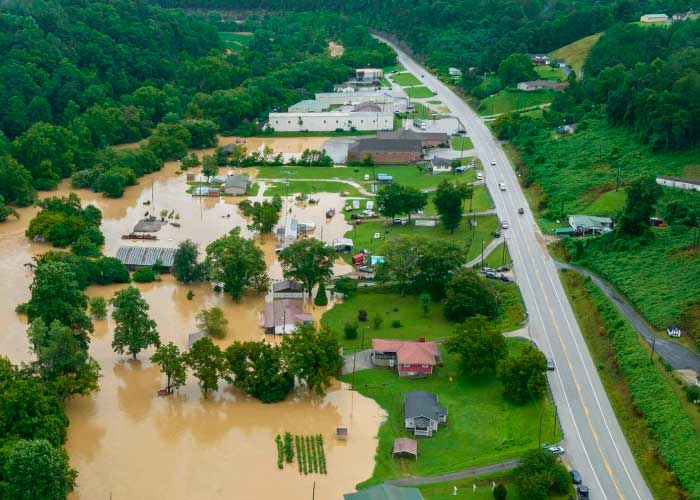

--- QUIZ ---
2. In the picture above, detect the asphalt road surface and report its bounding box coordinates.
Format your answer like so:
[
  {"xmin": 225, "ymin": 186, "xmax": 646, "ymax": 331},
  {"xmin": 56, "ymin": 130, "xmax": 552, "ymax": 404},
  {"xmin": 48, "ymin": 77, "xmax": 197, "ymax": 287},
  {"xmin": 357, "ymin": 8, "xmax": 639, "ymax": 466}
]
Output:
[{"xmin": 377, "ymin": 36, "xmax": 653, "ymax": 500}]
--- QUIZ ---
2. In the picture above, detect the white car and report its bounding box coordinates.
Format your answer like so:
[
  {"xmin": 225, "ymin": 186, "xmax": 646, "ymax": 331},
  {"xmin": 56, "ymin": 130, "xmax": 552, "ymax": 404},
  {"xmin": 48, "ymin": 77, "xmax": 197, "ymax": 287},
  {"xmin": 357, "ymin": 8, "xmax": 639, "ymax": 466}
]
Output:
[
  {"xmin": 501, "ymin": 220, "xmax": 509, "ymax": 229},
  {"xmin": 546, "ymin": 445, "xmax": 565, "ymax": 455},
  {"xmin": 476, "ymin": 172, "xmax": 484, "ymax": 180},
  {"xmin": 498, "ymin": 182, "xmax": 506, "ymax": 191},
  {"xmin": 490, "ymin": 160, "xmax": 496, "ymax": 166}
]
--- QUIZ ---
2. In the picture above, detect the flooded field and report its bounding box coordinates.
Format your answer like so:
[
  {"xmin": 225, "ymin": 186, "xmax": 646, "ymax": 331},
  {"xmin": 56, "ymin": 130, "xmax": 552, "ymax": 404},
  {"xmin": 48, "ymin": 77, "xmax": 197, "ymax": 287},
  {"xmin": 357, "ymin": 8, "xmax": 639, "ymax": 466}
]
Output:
[{"xmin": 0, "ymin": 138, "xmax": 383, "ymax": 500}]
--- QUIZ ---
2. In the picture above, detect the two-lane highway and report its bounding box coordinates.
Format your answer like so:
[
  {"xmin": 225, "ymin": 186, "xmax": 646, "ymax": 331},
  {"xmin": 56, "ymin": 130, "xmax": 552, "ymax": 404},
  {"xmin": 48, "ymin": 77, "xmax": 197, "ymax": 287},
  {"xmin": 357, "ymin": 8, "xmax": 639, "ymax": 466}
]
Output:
[{"xmin": 376, "ymin": 36, "xmax": 652, "ymax": 499}]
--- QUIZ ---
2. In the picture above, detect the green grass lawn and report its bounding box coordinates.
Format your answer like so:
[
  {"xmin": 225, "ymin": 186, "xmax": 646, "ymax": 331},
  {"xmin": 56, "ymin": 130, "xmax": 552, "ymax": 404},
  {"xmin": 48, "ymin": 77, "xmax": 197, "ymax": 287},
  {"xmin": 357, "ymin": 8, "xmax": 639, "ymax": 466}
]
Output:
[
  {"xmin": 423, "ymin": 184, "xmax": 494, "ymax": 216},
  {"xmin": 392, "ymin": 72, "xmax": 422, "ymax": 86},
  {"xmin": 549, "ymin": 32, "xmax": 602, "ymax": 76},
  {"xmin": 450, "ymin": 136, "xmax": 474, "ymax": 151},
  {"xmin": 483, "ymin": 242, "xmax": 512, "ymax": 269},
  {"xmin": 534, "ymin": 65, "xmax": 568, "ymax": 82},
  {"xmin": 264, "ymin": 180, "xmax": 360, "ymax": 197},
  {"xmin": 478, "ymin": 90, "xmax": 557, "ymax": 116},
  {"xmin": 406, "ymin": 86, "xmax": 437, "ymax": 99},
  {"xmin": 344, "ymin": 215, "xmax": 499, "ymax": 263},
  {"xmin": 419, "ymin": 471, "xmax": 516, "ymax": 499},
  {"xmin": 219, "ymin": 31, "xmax": 253, "ymax": 51},
  {"xmin": 383, "ymin": 65, "xmax": 405, "ymax": 74},
  {"xmin": 581, "ymin": 189, "xmax": 627, "ymax": 216},
  {"xmin": 338, "ymin": 340, "xmax": 561, "ymax": 486}
]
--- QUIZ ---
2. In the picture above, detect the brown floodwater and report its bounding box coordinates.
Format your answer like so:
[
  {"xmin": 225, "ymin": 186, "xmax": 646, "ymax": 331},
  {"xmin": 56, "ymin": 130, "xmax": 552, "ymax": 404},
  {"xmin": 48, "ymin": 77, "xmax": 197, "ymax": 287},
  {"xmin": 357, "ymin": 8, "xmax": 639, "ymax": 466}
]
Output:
[{"xmin": 0, "ymin": 137, "xmax": 383, "ymax": 500}]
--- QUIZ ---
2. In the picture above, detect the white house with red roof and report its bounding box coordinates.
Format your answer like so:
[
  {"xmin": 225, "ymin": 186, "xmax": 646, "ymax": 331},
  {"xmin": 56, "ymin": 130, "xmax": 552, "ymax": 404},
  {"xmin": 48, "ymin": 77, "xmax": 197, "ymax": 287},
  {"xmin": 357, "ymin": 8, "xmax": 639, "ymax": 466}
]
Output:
[{"xmin": 371, "ymin": 339, "xmax": 439, "ymax": 377}]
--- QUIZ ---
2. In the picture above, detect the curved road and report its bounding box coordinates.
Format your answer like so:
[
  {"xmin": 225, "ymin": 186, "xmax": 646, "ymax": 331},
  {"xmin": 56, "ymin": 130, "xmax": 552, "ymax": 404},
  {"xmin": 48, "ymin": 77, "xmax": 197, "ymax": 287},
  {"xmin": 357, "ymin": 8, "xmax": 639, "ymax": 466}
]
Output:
[{"xmin": 376, "ymin": 36, "xmax": 652, "ymax": 500}]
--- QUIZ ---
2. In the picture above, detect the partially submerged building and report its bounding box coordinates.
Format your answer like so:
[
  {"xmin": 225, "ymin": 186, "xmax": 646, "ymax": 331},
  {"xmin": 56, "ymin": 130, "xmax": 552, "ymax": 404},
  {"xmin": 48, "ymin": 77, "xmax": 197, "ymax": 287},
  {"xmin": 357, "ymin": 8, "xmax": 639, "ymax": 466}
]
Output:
[
  {"xmin": 262, "ymin": 299, "xmax": 313, "ymax": 334},
  {"xmin": 115, "ymin": 246, "xmax": 177, "ymax": 272},
  {"xmin": 272, "ymin": 280, "xmax": 305, "ymax": 300}
]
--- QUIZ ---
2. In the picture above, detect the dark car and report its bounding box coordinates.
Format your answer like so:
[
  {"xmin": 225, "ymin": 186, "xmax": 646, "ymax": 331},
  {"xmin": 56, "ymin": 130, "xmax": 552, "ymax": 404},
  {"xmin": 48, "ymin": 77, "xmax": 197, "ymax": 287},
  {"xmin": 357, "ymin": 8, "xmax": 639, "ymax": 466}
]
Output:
[
  {"xmin": 496, "ymin": 266, "xmax": 510, "ymax": 272},
  {"xmin": 577, "ymin": 485, "xmax": 589, "ymax": 499},
  {"xmin": 518, "ymin": 207, "xmax": 525, "ymax": 215},
  {"xmin": 485, "ymin": 271, "xmax": 498, "ymax": 279},
  {"xmin": 499, "ymin": 275, "xmax": 512, "ymax": 283},
  {"xmin": 492, "ymin": 230, "xmax": 501, "ymax": 238},
  {"xmin": 570, "ymin": 470, "xmax": 582, "ymax": 485}
]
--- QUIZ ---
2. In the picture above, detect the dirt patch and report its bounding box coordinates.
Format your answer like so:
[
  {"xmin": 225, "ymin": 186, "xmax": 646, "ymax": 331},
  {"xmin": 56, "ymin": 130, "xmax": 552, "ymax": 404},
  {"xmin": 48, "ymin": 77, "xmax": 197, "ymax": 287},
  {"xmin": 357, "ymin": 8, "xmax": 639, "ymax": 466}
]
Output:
[{"xmin": 328, "ymin": 41, "xmax": 344, "ymax": 58}]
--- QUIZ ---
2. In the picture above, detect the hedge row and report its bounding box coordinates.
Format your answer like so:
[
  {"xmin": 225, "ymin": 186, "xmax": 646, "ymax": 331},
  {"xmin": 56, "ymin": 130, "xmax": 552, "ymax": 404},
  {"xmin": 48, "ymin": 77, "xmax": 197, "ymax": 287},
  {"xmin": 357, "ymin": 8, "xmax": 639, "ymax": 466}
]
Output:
[{"xmin": 585, "ymin": 279, "xmax": 700, "ymax": 499}]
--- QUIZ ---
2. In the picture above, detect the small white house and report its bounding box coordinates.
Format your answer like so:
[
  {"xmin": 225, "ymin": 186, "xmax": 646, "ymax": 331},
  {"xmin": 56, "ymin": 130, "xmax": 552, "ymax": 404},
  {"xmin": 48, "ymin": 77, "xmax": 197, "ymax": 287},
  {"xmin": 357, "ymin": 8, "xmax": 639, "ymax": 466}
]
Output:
[
  {"xmin": 448, "ymin": 67, "xmax": 462, "ymax": 77},
  {"xmin": 640, "ymin": 13, "xmax": 669, "ymax": 23},
  {"xmin": 428, "ymin": 157, "xmax": 453, "ymax": 174}
]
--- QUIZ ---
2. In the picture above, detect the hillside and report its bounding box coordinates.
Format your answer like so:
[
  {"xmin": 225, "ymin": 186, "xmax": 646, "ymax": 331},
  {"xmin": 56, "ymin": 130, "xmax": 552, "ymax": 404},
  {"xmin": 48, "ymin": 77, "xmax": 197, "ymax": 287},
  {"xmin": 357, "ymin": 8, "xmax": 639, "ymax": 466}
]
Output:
[{"xmin": 549, "ymin": 32, "xmax": 602, "ymax": 76}]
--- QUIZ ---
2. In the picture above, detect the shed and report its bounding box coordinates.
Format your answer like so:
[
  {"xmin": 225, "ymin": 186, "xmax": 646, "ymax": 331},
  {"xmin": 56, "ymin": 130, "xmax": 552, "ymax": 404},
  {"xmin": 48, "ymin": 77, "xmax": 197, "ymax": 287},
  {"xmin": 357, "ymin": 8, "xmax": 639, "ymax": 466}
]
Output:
[
  {"xmin": 115, "ymin": 246, "xmax": 177, "ymax": 272},
  {"xmin": 667, "ymin": 325, "xmax": 682, "ymax": 338},
  {"xmin": 336, "ymin": 427, "xmax": 348, "ymax": 440},
  {"xmin": 428, "ymin": 157, "xmax": 453, "ymax": 174},
  {"xmin": 392, "ymin": 438, "xmax": 418, "ymax": 459},
  {"xmin": 376, "ymin": 173, "xmax": 393, "ymax": 183},
  {"xmin": 223, "ymin": 174, "xmax": 251, "ymax": 195}
]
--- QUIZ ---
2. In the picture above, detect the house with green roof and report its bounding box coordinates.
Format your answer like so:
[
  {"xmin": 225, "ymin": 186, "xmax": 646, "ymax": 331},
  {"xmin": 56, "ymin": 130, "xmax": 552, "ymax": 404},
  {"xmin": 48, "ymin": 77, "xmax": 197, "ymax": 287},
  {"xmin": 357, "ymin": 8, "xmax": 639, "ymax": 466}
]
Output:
[
  {"xmin": 343, "ymin": 484, "xmax": 424, "ymax": 500},
  {"xmin": 288, "ymin": 99, "xmax": 330, "ymax": 113}
]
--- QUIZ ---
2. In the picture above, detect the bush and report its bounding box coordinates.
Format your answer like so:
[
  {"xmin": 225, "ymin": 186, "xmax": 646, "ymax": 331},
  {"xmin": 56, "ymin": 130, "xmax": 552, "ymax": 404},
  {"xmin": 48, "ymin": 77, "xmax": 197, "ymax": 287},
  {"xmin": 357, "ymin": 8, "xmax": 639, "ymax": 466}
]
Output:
[
  {"xmin": 314, "ymin": 282, "xmax": 328, "ymax": 306},
  {"xmin": 132, "ymin": 267, "xmax": 157, "ymax": 283},
  {"xmin": 686, "ymin": 384, "xmax": 700, "ymax": 404},
  {"xmin": 373, "ymin": 313, "xmax": 383, "ymax": 329},
  {"xmin": 334, "ymin": 277, "xmax": 358, "ymax": 297},
  {"xmin": 357, "ymin": 309, "xmax": 368, "ymax": 322},
  {"xmin": 391, "ymin": 320, "xmax": 402, "ymax": 328},
  {"xmin": 89, "ymin": 297, "xmax": 107, "ymax": 320},
  {"xmin": 493, "ymin": 483, "xmax": 507, "ymax": 500},
  {"xmin": 343, "ymin": 322, "xmax": 359, "ymax": 340}
]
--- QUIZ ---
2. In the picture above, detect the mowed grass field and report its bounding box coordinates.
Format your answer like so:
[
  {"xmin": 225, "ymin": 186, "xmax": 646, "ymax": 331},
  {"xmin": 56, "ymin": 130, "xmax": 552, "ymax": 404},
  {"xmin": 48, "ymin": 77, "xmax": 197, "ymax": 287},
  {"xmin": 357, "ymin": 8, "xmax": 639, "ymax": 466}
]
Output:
[
  {"xmin": 392, "ymin": 72, "xmax": 422, "ymax": 86},
  {"xmin": 263, "ymin": 180, "xmax": 361, "ymax": 197},
  {"xmin": 478, "ymin": 89, "xmax": 557, "ymax": 115},
  {"xmin": 451, "ymin": 135, "xmax": 474, "ymax": 151},
  {"xmin": 219, "ymin": 31, "xmax": 253, "ymax": 51},
  {"xmin": 406, "ymin": 86, "xmax": 437, "ymax": 99},
  {"xmin": 550, "ymin": 32, "xmax": 602, "ymax": 76},
  {"xmin": 534, "ymin": 65, "xmax": 568, "ymax": 81},
  {"xmin": 338, "ymin": 340, "xmax": 561, "ymax": 485}
]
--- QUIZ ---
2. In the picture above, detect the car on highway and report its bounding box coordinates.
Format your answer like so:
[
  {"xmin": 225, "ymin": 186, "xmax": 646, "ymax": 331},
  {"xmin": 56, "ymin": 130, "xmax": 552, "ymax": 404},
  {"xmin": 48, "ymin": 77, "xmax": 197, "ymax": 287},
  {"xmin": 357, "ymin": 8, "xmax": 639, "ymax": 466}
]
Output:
[
  {"xmin": 570, "ymin": 470, "xmax": 582, "ymax": 485},
  {"xmin": 456, "ymin": 128, "xmax": 466, "ymax": 135},
  {"xmin": 518, "ymin": 207, "xmax": 524, "ymax": 215},
  {"xmin": 577, "ymin": 485, "xmax": 589, "ymax": 499},
  {"xmin": 490, "ymin": 160, "xmax": 496, "ymax": 165},
  {"xmin": 500, "ymin": 220, "xmax": 509, "ymax": 229},
  {"xmin": 498, "ymin": 182, "xmax": 506, "ymax": 191},
  {"xmin": 547, "ymin": 358, "xmax": 556, "ymax": 371},
  {"xmin": 545, "ymin": 445, "xmax": 564, "ymax": 455}
]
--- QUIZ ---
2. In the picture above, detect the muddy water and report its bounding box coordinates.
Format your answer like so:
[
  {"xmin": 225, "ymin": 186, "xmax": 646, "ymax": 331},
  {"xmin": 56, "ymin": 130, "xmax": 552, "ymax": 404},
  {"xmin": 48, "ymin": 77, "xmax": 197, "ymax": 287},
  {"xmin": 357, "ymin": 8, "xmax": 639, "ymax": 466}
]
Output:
[{"xmin": 0, "ymin": 138, "xmax": 383, "ymax": 500}]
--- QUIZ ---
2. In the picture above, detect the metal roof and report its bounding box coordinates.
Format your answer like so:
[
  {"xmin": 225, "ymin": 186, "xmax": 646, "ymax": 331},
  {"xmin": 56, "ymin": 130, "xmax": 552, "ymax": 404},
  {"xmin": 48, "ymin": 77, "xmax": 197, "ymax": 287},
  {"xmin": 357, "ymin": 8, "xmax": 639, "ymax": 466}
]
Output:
[
  {"xmin": 404, "ymin": 391, "xmax": 447, "ymax": 421},
  {"xmin": 116, "ymin": 246, "xmax": 177, "ymax": 267}
]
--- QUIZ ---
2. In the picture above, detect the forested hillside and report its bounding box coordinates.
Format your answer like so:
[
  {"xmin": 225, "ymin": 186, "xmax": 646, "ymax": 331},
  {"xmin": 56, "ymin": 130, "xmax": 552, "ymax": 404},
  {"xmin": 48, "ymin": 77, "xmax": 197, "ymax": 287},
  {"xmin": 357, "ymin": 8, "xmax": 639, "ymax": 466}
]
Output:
[
  {"xmin": 0, "ymin": 1, "xmax": 392, "ymax": 213},
  {"xmin": 157, "ymin": 0, "xmax": 696, "ymax": 72}
]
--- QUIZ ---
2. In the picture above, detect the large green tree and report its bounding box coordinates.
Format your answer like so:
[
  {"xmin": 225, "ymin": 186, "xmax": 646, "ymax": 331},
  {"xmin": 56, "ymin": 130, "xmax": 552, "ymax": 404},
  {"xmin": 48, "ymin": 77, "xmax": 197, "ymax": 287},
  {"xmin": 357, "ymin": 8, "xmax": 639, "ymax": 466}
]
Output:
[
  {"xmin": 278, "ymin": 238, "xmax": 336, "ymax": 298},
  {"xmin": 497, "ymin": 344, "xmax": 547, "ymax": 403},
  {"xmin": 205, "ymin": 228, "xmax": 269, "ymax": 300},
  {"xmin": 433, "ymin": 179, "xmax": 463, "ymax": 233},
  {"xmin": 225, "ymin": 341, "xmax": 294, "ymax": 403},
  {"xmin": 444, "ymin": 315, "xmax": 507, "ymax": 375},
  {"xmin": 247, "ymin": 200, "xmax": 281, "ymax": 235},
  {"xmin": 498, "ymin": 53, "xmax": 536, "ymax": 85},
  {"xmin": 111, "ymin": 286, "xmax": 161, "ymax": 359},
  {"xmin": 185, "ymin": 337, "xmax": 227, "ymax": 397},
  {"xmin": 151, "ymin": 342, "xmax": 187, "ymax": 394},
  {"xmin": 4, "ymin": 439, "xmax": 76, "ymax": 500},
  {"xmin": 443, "ymin": 268, "xmax": 498, "ymax": 322},
  {"xmin": 512, "ymin": 449, "xmax": 570, "ymax": 500},
  {"xmin": 281, "ymin": 324, "xmax": 343, "ymax": 396},
  {"xmin": 618, "ymin": 176, "xmax": 662, "ymax": 238},
  {"xmin": 195, "ymin": 307, "xmax": 228, "ymax": 339},
  {"xmin": 172, "ymin": 239, "xmax": 204, "ymax": 283},
  {"xmin": 0, "ymin": 155, "xmax": 35, "ymax": 206}
]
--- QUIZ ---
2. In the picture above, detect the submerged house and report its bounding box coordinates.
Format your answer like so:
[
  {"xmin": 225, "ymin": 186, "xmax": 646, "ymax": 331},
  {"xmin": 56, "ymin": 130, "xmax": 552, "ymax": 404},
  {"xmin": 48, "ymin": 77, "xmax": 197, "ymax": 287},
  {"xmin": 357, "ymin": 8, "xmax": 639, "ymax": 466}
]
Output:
[
  {"xmin": 262, "ymin": 299, "xmax": 313, "ymax": 334},
  {"xmin": 404, "ymin": 391, "xmax": 447, "ymax": 437},
  {"xmin": 272, "ymin": 280, "xmax": 305, "ymax": 299},
  {"xmin": 115, "ymin": 246, "xmax": 177, "ymax": 272}
]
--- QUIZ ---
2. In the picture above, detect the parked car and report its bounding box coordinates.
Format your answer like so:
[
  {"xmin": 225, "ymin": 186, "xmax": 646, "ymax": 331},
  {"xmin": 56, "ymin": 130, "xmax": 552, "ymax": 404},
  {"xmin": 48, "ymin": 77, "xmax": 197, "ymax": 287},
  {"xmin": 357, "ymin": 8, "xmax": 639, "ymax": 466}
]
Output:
[
  {"xmin": 498, "ymin": 182, "xmax": 506, "ymax": 191},
  {"xmin": 454, "ymin": 166, "xmax": 467, "ymax": 174},
  {"xmin": 546, "ymin": 444, "xmax": 565, "ymax": 455},
  {"xmin": 570, "ymin": 470, "xmax": 582, "ymax": 485},
  {"xmin": 518, "ymin": 207, "xmax": 524, "ymax": 215},
  {"xmin": 501, "ymin": 220, "xmax": 509, "ymax": 229},
  {"xmin": 499, "ymin": 275, "xmax": 512, "ymax": 283},
  {"xmin": 492, "ymin": 230, "xmax": 501, "ymax": 238},
  {"xmin": 547, "ymin": 359, "xmax": 556, "ymax": 371},
  {"xmin": 393, "ymin": 218, "xmax": 408, "ymax": 225},
  {"xmin": 480, "ymin": 267, "xmax": 495, "ymax": 274},
  {"xmin": 364, "ymin": 174, "xmax": 370, "ymax": 181},
  {"xmin": 496, "ymin": 266, "xmax": 510, "ymax": 272},
  {"xmin": 476, "ymin": 172, "xmax": 484, "ymax": 180},
  {"xmin": 485, "ymin": 271, "xmax": 498, "ymax": 279},
  {"xmin": 577, "ymin": 485, "xmax": 589, "ymax": 499},
  {"xmin": 456, "ymin": 128, "xmax": 466, "ymax": 135},
  {"xmin": 490, "ymin": 160, "xmax": 496, "ymax": 166}
]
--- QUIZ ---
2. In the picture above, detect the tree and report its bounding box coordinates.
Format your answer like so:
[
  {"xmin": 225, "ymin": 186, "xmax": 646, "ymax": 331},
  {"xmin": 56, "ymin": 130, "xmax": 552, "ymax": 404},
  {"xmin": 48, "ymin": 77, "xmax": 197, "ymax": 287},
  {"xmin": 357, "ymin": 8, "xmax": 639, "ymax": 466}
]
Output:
[
  {"xmin": 497, "ymin": 344, "xmax": 547, "ymax": 403},
  {"xmin": 376, "ymin": 236, "xmax": 420, "ymax": 295},
  {"xmin": 13, "ymin": 122, "xmax": 79, "ymax": 189},
  {"xmin": 89, "ymin": 296, "xmax": 107, "ymax": 319},
  {"xmin": 315, "ymin": 281, "xmax": 329, "ymax": 306},
  {"xmin": 27, "ymin": 319, "xmax": 100, "ymax": 396},
  {"xmin": 225, "ymin": 341, "xmax": 294, "ymax": 403},
  {"xmin": 513, "ymin": 449, "xmax": 570, "ymax": 500},
  {"xmin": 180, "ymin": 152, "xmax": 200, "ymax": 170},
  {"xmin": 618, "ymin": 176, "xmax": 662, "ymax": 237},
  {"xmin": 205, "ymin": 228, "xmax": 270, "ymax": 300},
  {"xmin": 247, "ymin": 200, "xmax": 281, "ymax": 235},
  {"xmin": 402, "ymin": 186, "xmax": 428, "ymax": 223},
  {"xmin": 419, "ymin": 291, "xmax": 431, "ymax": 315},
  {"xmin": 111, "ymin": 286, "xmax": 160, "ymax": 359},
  {"xmin": 443, "ymin": 269, "xmax": 499, "ymax": 322},
  {"xmin": 26, "ymin": 261, "xmax": 92, "ymax": 345},
  {"xmin": 679, "ymin": 300, "xmax": 700, "ymax": 349},
  {"xmin": 434, "ymin": 179, "xmax": 463, "ymax": 233},
  {"xmin": 201, "ymin": 154, "xmax": 219, "ymax": 180},
  {"xmin": 334, "ymin": 276, "xmax": 358, "ymax": 297},
  {"xmin": 151, "ymin": 342, "xmax": 187, "ymax": 394},
  {"xmin": 279, "ymin": 238, "xmax": 336, "ymax": 298},
  {"xmin": 172, "ymin": 239, "xmax": 203, "ymax": 283},
  {"xmin": 413, "ymin": 239, "xmax": 465, "ymax": 299},
  {"xmin": 195, "ymin": 307, "xmax": 228, "ymax": 339},
  {"xmin": 281, "ymin": 324, "xmax": 343, "ymax": 396},
  {"xmin": 185, "ymin": 337, "xmax": 227, "ymax": 397},
  {"xmin": 444, "ymin": 316, "xmax": 507, "ymax": 375},
  {"xmin": 498, "ymin": 53, "xmax": 536, "ymax": 86},
  {"xmin": 377, "ymin": 183, "xmax": 405, "ymax": 220},
  {"xmin": 133, "ymin": 267, "xmax": 157, "ymax": 283},
  {"xmin": 5, "ymin": 439, "xmax": 76, "ymax": 500},
  {"xmin": 493, "ymin": 483, "xmax": 507, "ymax": 500},
  {"xmin": 0, "ymin": 155, "xmax": 35, "ymax": 206}
]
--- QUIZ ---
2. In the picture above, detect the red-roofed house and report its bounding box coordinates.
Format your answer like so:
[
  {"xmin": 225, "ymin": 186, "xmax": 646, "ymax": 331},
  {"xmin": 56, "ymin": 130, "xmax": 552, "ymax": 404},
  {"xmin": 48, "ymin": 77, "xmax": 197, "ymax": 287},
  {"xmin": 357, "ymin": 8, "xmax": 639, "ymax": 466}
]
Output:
[{"xmin": 371, "ymin": 339, "xmax": 439, "ymax": 377}]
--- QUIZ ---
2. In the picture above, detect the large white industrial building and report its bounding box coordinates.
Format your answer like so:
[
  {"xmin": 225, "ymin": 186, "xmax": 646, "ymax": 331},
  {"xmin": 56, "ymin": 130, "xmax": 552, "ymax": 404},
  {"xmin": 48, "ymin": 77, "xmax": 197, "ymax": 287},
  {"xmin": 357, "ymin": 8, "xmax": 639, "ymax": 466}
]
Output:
[
  {"xmin": 315, "ymin": 90, "xmax": 398, "ymax": 106},
  {"xmin": 268, "ymin": 111, "xmax": 393, "ymax": 132}
]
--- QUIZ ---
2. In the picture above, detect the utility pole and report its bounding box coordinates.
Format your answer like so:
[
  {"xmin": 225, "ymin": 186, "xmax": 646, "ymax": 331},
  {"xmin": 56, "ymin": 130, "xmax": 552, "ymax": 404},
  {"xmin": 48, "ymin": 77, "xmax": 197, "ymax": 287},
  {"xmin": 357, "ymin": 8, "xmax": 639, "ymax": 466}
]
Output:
[
  {"xmin": 481, "ymin": 239, "xmax": 485, "ymax": 269},
  {"xmin": 501, "ymin": 238, "xmax": 507, "ymax": 266}
]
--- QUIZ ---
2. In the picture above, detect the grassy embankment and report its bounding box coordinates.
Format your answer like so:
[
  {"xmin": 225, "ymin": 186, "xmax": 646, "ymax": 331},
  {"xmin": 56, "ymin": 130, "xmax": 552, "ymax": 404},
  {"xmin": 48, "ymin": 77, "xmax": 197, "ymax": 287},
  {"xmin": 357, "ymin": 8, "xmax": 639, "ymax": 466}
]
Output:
[
  {"xmin": 391, "ymin": 72, "xmax": 422, "ymax": 86},
  {"xmin": 406, "ymin": 86, "xmax": 437, "ymax": 99},
  {"xmin": 323, "ymin": 282, "xmax": 524, "ymax": 350},
  {"xmin": 337, "ymin": 340, "xmax": 560, "ymax": 486},
  {"xmin": 218, "ymin": 31, "xmax": 253, "ymax": 52},
  {"xmin": 419, "ymin": 472, "xmax": 572, "ymax": 500},
  {"xmin": 560, "ymin": 270, "xmax": 699, "ymax": 499},
  {"xmin": 478, "ymin": 89, "xmax": 557, "ymax": 116},
  {"xmin": 549, "ymin": 32, "xmax": 602, "ymax": 76},
  {"xmin": 450, "ymin": 136, "xmax": 473, "ymax": 151},
  {"xmin": 533, "ymin": 65, "xmax": 568, "ymax": 81}
]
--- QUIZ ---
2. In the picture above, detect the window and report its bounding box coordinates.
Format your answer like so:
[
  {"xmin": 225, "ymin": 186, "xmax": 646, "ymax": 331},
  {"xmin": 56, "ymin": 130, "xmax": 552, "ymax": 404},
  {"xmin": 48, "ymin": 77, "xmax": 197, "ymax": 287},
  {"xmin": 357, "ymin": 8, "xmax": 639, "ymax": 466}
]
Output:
[{"xmin": 421, "ymin": 364, "xmax": 429, "ymax": 368}]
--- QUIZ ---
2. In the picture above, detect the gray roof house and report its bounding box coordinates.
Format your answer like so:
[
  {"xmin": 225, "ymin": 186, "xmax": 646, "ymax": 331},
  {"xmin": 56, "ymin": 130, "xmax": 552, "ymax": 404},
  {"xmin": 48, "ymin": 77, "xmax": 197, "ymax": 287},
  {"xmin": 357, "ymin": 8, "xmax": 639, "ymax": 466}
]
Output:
[
  {"xmin": 428, "ymin": 157, "xmax": 453, "ymax": 174},
  {"xmin": 223, "ymin": 174, "xmax": 251, "ymax": 195},
  {"xmin": 115, "ymin": 246, "xmax": 177, "ymax": 271},
  {"xmin": 567, "ymin": 215, "xmax": 614, "ymax": 235},
  {"xmin": 272, "ymin": 280, "xmax": 305, "ymax": 299},
  {"xmin": 404, "ymin": 391, "xmax": 447, "ymax": 437}
]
